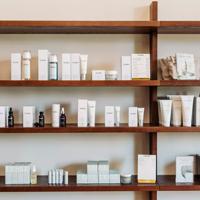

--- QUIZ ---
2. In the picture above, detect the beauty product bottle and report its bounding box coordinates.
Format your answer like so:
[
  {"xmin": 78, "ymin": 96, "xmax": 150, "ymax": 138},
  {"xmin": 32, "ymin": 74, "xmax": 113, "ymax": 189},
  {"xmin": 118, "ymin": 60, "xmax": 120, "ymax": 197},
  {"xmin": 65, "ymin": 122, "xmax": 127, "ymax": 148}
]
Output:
[
  {"xmin": 60, "ymin": 107, "xmax": 66, "ymax": 127},
  {"xmin": 8, "ymin": 107, "xmax": 14, "ymax": 127},
  {"xmin": 31, "ymin": 165, "xmax": 37, "ymax": 184},
  {"xmin": 39, "ymin": 111, "xmax": 45, "ymax": 127},
  {"xmin": 49, "ymin": 54, "xmax": 58, "ymax": 80},
  {"xmin": 22, "ymin": 50, "xmax": 31, "ymax": 80}
]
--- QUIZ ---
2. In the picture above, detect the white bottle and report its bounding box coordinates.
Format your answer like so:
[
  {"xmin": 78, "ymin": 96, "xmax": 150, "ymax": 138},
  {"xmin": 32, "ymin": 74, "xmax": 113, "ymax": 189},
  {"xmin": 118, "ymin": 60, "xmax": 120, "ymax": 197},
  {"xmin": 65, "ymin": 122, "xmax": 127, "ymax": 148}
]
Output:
[
  {"xmin": 31, "ymin": 165, "xmax": 37, "ymax": 184},
  {"xmin": 52, "ymin": 104, "xmax": 60, "ymax": 127},
  {"xmin": 22, "ymin": 50, "xmax": 31, "ymax": 80},
  {"xmin": 49, "ymin": 54, "xmax": 58, "ymax": 80}
]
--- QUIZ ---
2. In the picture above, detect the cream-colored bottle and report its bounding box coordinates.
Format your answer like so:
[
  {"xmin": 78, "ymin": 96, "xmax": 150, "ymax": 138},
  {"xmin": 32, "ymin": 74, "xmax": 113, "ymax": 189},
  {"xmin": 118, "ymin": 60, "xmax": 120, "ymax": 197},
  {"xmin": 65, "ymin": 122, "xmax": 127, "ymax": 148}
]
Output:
[{"xmin": 31, "ymin": 165, "xmax": 37, "ymax": 184}]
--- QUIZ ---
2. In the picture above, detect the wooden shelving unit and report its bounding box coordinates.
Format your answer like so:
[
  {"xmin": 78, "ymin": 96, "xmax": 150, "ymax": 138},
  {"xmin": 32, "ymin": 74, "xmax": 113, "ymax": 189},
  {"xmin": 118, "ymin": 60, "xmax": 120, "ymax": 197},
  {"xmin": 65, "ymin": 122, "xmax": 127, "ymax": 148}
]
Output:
[{"xmin": 0, "ymin": 1, "xmax": 200, "ymax": 199}]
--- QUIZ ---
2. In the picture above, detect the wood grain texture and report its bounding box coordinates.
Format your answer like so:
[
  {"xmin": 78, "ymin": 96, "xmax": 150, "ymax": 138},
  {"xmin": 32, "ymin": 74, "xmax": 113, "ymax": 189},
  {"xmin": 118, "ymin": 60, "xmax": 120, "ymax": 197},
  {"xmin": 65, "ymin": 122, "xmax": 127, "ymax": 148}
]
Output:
[
  {"xmin": 160, "ymin": 80, "xmax": 200, "ymax": 86},
  {"xmin": 0, "ymin": 21, "xmax": 158, "ymax": 34}
]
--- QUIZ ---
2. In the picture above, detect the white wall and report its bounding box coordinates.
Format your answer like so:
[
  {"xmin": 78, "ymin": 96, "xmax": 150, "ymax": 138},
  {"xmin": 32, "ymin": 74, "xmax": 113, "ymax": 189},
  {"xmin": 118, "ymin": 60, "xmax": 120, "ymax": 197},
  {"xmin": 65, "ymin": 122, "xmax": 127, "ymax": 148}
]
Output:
[{"xmin": 0, "ymin": 0, "xmax": 200, "ymax": 200}]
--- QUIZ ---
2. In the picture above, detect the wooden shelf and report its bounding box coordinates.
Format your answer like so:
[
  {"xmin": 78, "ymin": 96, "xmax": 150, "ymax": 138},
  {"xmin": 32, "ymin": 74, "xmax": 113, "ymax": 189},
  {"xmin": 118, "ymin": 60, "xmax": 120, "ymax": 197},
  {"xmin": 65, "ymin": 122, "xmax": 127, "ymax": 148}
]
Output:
[
  {"xmin": 159, "ymin": 21, "xmax": 200, "ymax": 34},
  {"xmin": 160, "ymin": 80, "xmax": 200, "ymax": 86},
  {"xmin": 0, "ymin": 80, "xmax": 159, "ymax": 87},
  {"xmin": 0, "ymin": 21, "xmax": 158, "ymax": 34},
  {"xmin": 0, "ymin": 175, "xmax": 158, "ymax": 192}
]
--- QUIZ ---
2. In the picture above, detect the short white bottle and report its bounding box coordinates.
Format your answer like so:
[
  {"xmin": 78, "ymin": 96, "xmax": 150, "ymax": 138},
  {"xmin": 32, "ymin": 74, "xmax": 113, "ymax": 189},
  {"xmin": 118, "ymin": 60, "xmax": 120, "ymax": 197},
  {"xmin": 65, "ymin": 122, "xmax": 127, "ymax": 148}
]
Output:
[
  {"xmin": 22, "ymin": 50, "xmax": 31, "ymax": 80},
  {"xmin": 31, "ymin": 165, "xmax": 37, "ymax": 184}
]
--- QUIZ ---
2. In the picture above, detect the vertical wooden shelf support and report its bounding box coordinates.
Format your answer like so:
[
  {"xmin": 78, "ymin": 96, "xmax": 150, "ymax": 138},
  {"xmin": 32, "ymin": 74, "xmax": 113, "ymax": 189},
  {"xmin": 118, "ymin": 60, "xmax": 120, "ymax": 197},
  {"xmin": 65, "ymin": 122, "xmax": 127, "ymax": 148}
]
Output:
[{"xmin": 149, "ymin": 1, "xmax": 158, "ymax": 200}]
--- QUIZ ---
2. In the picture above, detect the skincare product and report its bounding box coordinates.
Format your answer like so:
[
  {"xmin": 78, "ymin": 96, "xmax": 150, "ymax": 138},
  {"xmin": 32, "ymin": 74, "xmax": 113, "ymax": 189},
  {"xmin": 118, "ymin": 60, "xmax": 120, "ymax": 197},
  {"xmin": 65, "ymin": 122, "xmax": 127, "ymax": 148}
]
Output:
[
  {"xmin": 30, "ymin": 165, "xmax": 37, "ymax": 184},
  {"xmin": 120, "ymin": 174, "xmax": 132, "ymax": 184},
  {"xmin": 132, "ymin": 54, "xmax": 150, "ymax": 79},
  {"xmin": 52, "ymin": 104, "xmax": 60, "ymax": 127},
  {"xmin": 23, "ymin": 106, "xmax": 36, "ymax": 128},
  {"xmin": 8, "ymin": 107, "xmax": 14, "ymax": 127},
  {"xmin": 71, "ymin": 53, "xmax": 80, "ymax": 80},
  {"xmin": 121, "ymin": 56, "xmax": 131, "ymax": 80},
  {"xmin": 115, "ymin": 106, "xmax": 120, "ymax": 126},
  {"xmin": 11, "ymin": 53, "xmax": 21, "ymax": 80},
  {"xmin": 138, "ymin": 108, "xmax": 144, "ymax": 127},
  {"xmin": 0, "ymin": 106, "xmax": 6, "ymax": 127},
  {"xmin": 181, "ymin": 95, "xmax": 194, "ymax": 127},
  {"xmin": 62, "ymin": 53, "xmax": 71, "ymax": 80},
  {"xmin": 98, "ymin": 161, "xmax": 109, "ymax": 174},
  {"xmin": 64, "ymin": 171, "xmax": 68, "ymax": 185},
  {"xmin": 88, "ymin": 174, "xmax": 98, "ymax": 184},
  {"xmin": 99, "ymin": 174, "xmax": 109, "ymax": 184},
  {"xmin": 48, "ymin": 170, "xmax": 52, "ymax": 184},
  {"xmin": 87, "ymin": 161, "xmax": 98, "ymax": 174},
  {"xmin": 105, "ymin": 71, "xmax": 118, "ymax": 80},
  {"xmin": 48, "ymin": 169, "xmax": 64, "ymax": 185},
  {"xmin": 38, "ymin": 50, "xmax": 49, "ymax": 80},
  {"xmin": 88, "ymin": 101, "xmax": 96, "ymax": 127},
  {"xmin": 109, "ymin": 170, "xmax": 120, "ymax": 184},
  {"xmin": 59, "ymin": 169, "xmax": 64, "ymax": 184},
  {"xmin": 158, "ymin": 100, "xmax": 172, "ymax": 127},
  {"xmin": 92, "ymin": 70, "xmax": 105, "ymax": 80},
  {"xmin": 80, "ymin": 54, "xmax": 88, "ymax": 80},
  {"xmin": 39, "ymin": 111, "xmax": 45, "ymax": 127},
  {"xmin": 78, "ymin": 99, "xmax": 88, "ymax": 127},
  {"xmin": 193, "ymin": 96, "xmax": 200, "ymax": 126},
  {"xmin": 22, "ymin": 50, "xmax": 31, "ymax": 80},
  {"xmin": 49, "ymin": 54, "xmax": 58, "ymax": 80},
  {"xmin": 176, "ymin": 53, "xmax": 196, "ymax": 80},
  {"xmin": 60, "ymin": 107, "xmax": 66, "ymax": 127},
  {"xmin": 77, "ymin": 171, "xmax": 88, "ymax": 184},
  {"xmin": 105, "ymin": 106, "xmax": 114, "ymax": 127},
  {"xmin": 176, "ymin": 156, "xmax": 194, "ymax": 183},
  {"xmin": 138, "ymin": 154, "xmax": 156, "ymax": 184},
  {"xmin": 167, "ymin": 95, "xmax": 182, "ymax": 126},
  {"xmin": 128, "ymin": 107, "xmax": 138, "ymax": 127}
]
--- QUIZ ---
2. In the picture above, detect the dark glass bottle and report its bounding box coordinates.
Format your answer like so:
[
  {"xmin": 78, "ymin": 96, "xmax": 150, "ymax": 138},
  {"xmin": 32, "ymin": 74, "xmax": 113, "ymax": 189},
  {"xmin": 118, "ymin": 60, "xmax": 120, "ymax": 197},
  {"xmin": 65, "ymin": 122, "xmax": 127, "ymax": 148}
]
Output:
[
  {"xmin": 39, "ymin": 112, "xmax": 45, "ymax": 127},
  {"xmin": 60, "ymin": 107, "xmax": 66, "ymax": 127},
  {"xmin": 8, "ymin": 107, "xmax": 14, "ymax": 127}
]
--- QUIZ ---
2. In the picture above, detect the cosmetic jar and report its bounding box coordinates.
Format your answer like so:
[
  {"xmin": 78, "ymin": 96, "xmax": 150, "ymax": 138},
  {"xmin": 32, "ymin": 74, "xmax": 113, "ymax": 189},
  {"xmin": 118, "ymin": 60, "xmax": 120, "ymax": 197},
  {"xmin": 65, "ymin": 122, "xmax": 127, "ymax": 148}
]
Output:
[
  {"xmin": 120, "ymin": 174, "xmax": 132, "ymax": 184},
  {"xmin": 105, "ymin": 70, "xmax": 118, "ymax": 80}
]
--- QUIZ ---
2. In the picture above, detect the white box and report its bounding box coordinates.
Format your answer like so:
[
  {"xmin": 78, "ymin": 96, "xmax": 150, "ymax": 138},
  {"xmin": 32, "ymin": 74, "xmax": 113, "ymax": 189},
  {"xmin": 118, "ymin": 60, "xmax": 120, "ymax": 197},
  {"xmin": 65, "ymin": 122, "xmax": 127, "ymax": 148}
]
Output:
[
  {"xmin": 132, "ymin": 54, "xmax": 150, "ymax": 79},
  {"xmin": 193, "ymin": 97, "xmax": 200, "ymax": 126},
  {"xmin": 128, "ymin": 107, "xmax": 138, "ymax": 127},
  {"xmin": 64, "ymin": 171, "xmax": 68, "ymax": 185},
  {"xmin": 109, "ymin": 170, "xmax": 120, "ymax": 184},
  {"xmin": 77, "ymin": 171, "xmax": 88, "ymax": 184},
  {"xmin": 87, "ymin": 161, "xmax": 98, "ymax": 174},
  {"xmin": 121, "ymin": 56, "xmax": 131, "ymax": 80},
  {"xmin": 92, "ymin": 70, "xmax": 106, "ymax": 80},
  {"xmin": 98, "ymin": 161, "xmax": 109, "ymax": 174},
  {"xmin": 0, "ymin": 106, "xmax": 6, "ymax": 128},
  {"xmin": 78, "ymin": 99, "xmax": 88, "ymax": 127},
  {"xmin": 11, "ymin": 53, "xmax": 21, "ymax": 80},
  {"xmin": 105, "ymin": 106, "xmax": 114, "ymax": 127},
  {"xmin": 71, "ymin": 53, "xmax": 80, "ymax": 80},
  {"xmin": 23, "ymin": 106, "xmax": 36, "ymax": 128},
  {"xmin": 88, "ymin": 174, "xmax": 98, "ymax": 184},
  {"xmin": 99, "ymin": 174, "xmax": 109, "ymax": 184},
  {"xmin": 62, "ymin": 54, "xmax": 71, "ymax": 80},
  {"xmin": 176, "ymin": 156, "xmax": 194, "ymax": 183},
  {"xmin": 138, "ymin": 154, "xmax": 156, "ymax": 184},
  {"xmin": 38, "ymin": 50, "xmax": 49, "ymax": 80}
]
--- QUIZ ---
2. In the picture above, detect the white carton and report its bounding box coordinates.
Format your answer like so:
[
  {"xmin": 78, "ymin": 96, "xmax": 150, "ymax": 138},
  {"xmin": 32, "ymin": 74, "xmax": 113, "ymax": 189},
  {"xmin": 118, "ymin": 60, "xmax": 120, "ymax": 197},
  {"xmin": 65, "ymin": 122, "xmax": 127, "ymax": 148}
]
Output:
[
  {"xmin": 109, "ymin": 170, "xmax": 120, "ymax": 184},
  {"xmin": 137, "ymin": 154, "xmax": 156, "ymax": 184},
  {"xmin": 87, "ymin": 161, "xmax": 98, "ymax": 174},
  {"xmin": 77, "ymin": 171, "xmax": 88, "ymax": 184},
  {"xmin": 71, "ymin": 53, "xmax": 80, "ymax": 80},
  {"xmin": 105, "ymin": 106, "xmax": 114, "ymax": 127},
  {"xmin": 62, "ymin": 54, "xmax": 71, "ymax": 80},
  {"xmin": 99, "ymin": 174, "xmax": 109, "ymax": 184},
  {"xmin": 23, "ymin": 106, "xmax": 36, "ymax": 127},
  {"xmin": 128, "ymin": 107, "xmax": 138, "ymax": 127},
  {"xmin": 193, "ymin": 97, "xmax": 200, "ymax": 126},
  {"xmin": 92, "ymin": 70, "xmax": 106, "ymax": 80},
  {"xmin": 0, "ymin": 106, "xmax": 6, "ymax": 128},
  {"xmin": 78, "ymin": 99, "xmax": 88, "ymax": 127},
  {"xmin": 88, "ymin": 174, "xmax": 98, "ymax": 184},
  {"xmin": 121, "ymin": 56, "xmax": 131, "ymax": 80},
  {"xmin": 11, "ymin": 53, "xmax": 21, "ymax": 80},
  {"xmin": 38, "ymin": 50, "xmax": 49, "ymax": 80},
  {"xmin": 98, "ymin": 161, "xmax": 109, "ymax": 174}
]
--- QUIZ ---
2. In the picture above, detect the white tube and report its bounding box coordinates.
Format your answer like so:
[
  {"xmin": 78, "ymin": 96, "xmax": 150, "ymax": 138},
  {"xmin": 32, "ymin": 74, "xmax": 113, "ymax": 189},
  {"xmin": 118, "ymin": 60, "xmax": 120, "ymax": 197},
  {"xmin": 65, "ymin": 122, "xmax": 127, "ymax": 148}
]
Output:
[
  {"xmin": 158, "ymin": 100, "xmax": 172, "ymax": 127},
  {"xmin": 138, "ymin": 108, "xmax": 144, "ymax": 127},
  {"xmin": 52, "ymin": 104, "xmax": 60, "ymax": 127},
  {"xmin": 88, "ymin": 101, "xmax": 96, "ymax": 127},
  {"xmin": 115, "ymin": 106, "xmax": 120, "ymax": 126},
  {"xmin": 80, "ymin": 55, "xmax": 88, "ymax": 80},
  {"xmin": 181, "ymin": 95, "xmax": 194, "ymax": 127},
  {"xmin": 167, "ymin": 95, "xmax": 182, "ymax": 126}
]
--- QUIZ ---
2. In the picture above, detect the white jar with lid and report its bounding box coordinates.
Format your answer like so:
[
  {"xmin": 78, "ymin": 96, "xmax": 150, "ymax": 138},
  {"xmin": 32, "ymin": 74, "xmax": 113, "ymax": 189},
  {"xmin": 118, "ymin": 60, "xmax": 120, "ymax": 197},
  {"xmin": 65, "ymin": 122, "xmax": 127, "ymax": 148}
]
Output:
[
  {"xmin": 49, "ymin": 54, "xmax": 58, "ymax": 80},
  {"xmin": 22, "ymin": 50, "xmax": 31, "ymax": 80},
  {"xmin": 105, "ymin": 70, "xmax": 118, "ymax": 80}
]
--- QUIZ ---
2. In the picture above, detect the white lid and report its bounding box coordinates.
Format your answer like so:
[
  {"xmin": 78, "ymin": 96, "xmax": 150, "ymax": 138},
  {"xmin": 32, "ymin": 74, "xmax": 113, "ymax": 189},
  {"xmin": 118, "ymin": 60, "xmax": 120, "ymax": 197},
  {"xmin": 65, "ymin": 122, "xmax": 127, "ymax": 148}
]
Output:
[
  {"xmin": 106, "ymin": 70, "xmax": 118, "ymax": 75},
  {"xmin": 49, "ymin": 54, "xmax": 58, "ymax": 62},
  {"xmin": 61, "ymin": 107, "xmax": 65, "ymax": 114},
  {"xmin": 120, "ymin": 174, "xmax": 132, "ymax": 178},
  {"xmin": 23, "ymin": 50, "xmax": 31, "ymax": 59}
]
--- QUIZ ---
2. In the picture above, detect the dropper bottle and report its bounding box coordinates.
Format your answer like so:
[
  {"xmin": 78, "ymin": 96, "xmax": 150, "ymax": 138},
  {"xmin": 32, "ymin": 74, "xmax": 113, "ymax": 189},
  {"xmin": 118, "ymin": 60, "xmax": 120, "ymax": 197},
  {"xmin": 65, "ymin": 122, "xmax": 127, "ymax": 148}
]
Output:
[{"xmin": 60, "ymin": 107, "xmax": 66, "ymax": 127}]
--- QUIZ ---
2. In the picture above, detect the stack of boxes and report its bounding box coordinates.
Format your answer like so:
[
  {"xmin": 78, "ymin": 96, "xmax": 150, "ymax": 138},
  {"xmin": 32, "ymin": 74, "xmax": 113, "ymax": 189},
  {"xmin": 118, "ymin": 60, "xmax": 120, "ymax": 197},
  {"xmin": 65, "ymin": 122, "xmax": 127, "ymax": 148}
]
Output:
[{"xmin": 76, "ymin": 161, "xmax": 120, "ymax": 184}]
